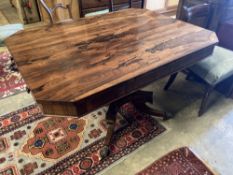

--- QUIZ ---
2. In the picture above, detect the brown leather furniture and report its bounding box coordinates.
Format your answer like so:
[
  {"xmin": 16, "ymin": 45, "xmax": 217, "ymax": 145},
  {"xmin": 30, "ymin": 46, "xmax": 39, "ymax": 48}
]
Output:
[{"xmin": 176, "ymin": 0, "xmax": 210, "ymax": 28}]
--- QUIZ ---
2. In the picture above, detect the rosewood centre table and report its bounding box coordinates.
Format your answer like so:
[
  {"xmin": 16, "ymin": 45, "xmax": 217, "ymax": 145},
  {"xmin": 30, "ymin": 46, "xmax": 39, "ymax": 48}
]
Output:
[{"xmin": 5, "ymin": 9, "xmax": 218, "ymax": 158}]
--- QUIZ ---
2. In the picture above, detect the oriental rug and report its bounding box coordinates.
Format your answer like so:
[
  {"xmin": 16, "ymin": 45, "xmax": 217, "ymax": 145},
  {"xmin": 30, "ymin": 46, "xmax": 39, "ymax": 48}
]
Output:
[
  {"xmin": 0, "ymin": 51, "xmax": 26, "ymax": 99},
  {"xmin": 137, "ymin": 147, "xmax": 215, "ymax": 175},
  {"xmin": 0, "ymin": 103, "xmax": 166, "ymax": 175}
]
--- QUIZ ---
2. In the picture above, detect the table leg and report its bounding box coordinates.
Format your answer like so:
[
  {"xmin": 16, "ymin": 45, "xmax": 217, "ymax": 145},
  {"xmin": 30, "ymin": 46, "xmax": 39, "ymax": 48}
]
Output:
[
  {"xmin": 100, "ymin": 103, "xmax": 118, "ymax": 159},
  {"xmin": 100, "ymin": 90, "xmax": 174, "ymax": 159},
  {"xmin": 131, "ymin": 91, "xmax": 173, "ymax": 121},
  {"xmin": 133, "ymin": 102, "xmax": 173, "ymax": 121}
]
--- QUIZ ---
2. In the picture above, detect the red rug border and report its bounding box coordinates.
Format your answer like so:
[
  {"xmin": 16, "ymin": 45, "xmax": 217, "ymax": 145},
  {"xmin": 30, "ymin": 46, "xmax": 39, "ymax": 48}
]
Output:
[
  {"xmin": 0, "ymin": 50, "xmax": 26, "ymax": 99},
  {"xmin": 0, "ymin": 104, "xmax": 43, "ymax": 135},
  {"xmin": 136, "ymin": 147, "xmax": 216, "ymax": 175}
]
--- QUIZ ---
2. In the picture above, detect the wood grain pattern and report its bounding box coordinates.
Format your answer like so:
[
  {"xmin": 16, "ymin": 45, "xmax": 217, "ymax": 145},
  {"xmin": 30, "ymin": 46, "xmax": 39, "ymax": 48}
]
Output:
[{"xmin": 5, "ymin": 9, "xmax": 218, "ymax": 116}]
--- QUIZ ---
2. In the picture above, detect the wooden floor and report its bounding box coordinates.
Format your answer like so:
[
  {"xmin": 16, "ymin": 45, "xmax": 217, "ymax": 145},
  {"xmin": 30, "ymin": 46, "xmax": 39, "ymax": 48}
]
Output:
[{"xmin": 0, "ymin": 0, "xmax": 20, "ymax": 25}]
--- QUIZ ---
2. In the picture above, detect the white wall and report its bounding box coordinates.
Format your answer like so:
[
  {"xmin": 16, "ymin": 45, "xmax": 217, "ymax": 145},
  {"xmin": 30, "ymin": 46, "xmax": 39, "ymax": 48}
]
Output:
[{"xmin": 145, "ymin": 0, "xmax": 166, "ymax": 10}]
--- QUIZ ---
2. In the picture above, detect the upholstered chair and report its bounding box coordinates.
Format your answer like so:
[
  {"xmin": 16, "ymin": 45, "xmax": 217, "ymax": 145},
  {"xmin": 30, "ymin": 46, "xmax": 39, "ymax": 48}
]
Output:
[{"xmin": 164, "ymin": 0, "xmax": 233, "ymax": 116}]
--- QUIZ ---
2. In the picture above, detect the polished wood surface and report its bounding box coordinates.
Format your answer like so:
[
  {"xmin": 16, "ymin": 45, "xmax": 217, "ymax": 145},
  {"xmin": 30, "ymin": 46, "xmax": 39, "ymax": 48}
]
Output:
[{"xmin": 6, "ymin": 9, "xmax": 218, "ymax": 116}]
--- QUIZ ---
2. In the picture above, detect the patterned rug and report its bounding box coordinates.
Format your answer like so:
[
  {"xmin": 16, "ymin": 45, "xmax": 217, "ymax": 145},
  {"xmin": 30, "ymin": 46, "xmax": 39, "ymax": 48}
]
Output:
[
  {"xmin": 137, "ymin": 147, "xmax": 215, "ymax": 175},
  {"xmin": 0, "ymin": 51, "xmax": 26, "ymax": 99},
  {"xmin": 0, "ymin": 103, "xmax": 166, "ymax": 175}
]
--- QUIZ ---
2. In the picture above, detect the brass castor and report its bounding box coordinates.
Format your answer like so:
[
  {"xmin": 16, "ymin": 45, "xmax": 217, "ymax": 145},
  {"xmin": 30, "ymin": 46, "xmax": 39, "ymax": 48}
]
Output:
[
  {"xmin": 9, "ymin": 63, "xmax": 18, "ymax": 72},
  {"xmin": 100, "ymin": 145, "xmax": 110, "ymax": 160},
  {"xmin": 163, "ymin": 112, "xmax": 174, "ymax": 121}
]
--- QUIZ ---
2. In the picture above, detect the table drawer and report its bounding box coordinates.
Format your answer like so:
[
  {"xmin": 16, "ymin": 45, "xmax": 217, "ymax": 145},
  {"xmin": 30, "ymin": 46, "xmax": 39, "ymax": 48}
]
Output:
[{"xmin": 132, "ymin": 0, "xmax": 144, "ymax": 8}]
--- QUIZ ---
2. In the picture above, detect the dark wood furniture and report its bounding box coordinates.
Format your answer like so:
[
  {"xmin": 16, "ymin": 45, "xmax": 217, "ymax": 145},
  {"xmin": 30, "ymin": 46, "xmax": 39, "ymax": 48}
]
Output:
[
  {"xmin": 39, "ymin": 0, "xmax": 73, "ymax": 24},
  {"xmin": 206, "ymin": 0, "xmax": 233, "ymax": 32},
  {"xmin": 109, "ymin": 0, "xmax": 144, "ymax": 11},
  {"xmin": 176, "ymin": 0, "xmax": 233, "ymax": 31},
  {"xmin": 6, "ymin": 9, "xmax": 218, "ymax": 157},
  {"xmin": 176, "ymin": 0, "xmax": 210, "ymax": 28},
  {"xmin": 78, "ymin": 0, "xmax": 144, "ymax": 17}
]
